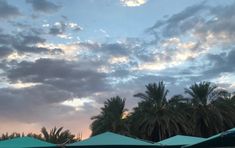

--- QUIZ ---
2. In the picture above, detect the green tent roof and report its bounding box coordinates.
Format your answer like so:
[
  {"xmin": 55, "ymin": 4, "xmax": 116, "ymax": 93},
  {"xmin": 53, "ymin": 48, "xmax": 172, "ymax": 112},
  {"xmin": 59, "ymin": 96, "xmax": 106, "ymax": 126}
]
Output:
[
  {"xmin": 155, "ymin": 135, "xmax": 205, "ymax": 146},
  {"xmin": 0, "ymin": 136, "xmax": 55, "ymax": 148},
  {"xmin": 183, "ymin": 128, "xmax": 235, "ymax": 148},
  {"xmin": 69, "ymin": 132, "xmax": 154, "ymax": 146}
]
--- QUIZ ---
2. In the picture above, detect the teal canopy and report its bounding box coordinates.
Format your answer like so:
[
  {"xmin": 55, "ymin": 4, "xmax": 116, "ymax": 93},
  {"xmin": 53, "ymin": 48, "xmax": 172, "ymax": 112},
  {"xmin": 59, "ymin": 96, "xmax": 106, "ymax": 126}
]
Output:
[
  {"xmin": 183, "ymin": 128, "xmax": 235, "ymax": 148},
  {"xmin": 154, "ymin": 135, "xmax": 205, "ymax": 148},
  {"xmin": 0, "ymin": 136, "xmax": 55, "ymax": 148},
  {"xmin": 69, "ymin": 132, "xmax": 154, "ymax": 146}
]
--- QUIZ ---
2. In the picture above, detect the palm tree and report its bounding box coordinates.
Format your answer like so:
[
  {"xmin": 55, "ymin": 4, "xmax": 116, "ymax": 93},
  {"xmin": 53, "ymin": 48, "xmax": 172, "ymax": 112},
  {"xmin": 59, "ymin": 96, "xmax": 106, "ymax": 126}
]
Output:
[
  {"xmin": 27, "ymin": 133, "xmax": 43, "ymax": 140},
  {"xmin": 185, "ymin": 81, "xmax": 217, "ymax": 106},
  {"xmin": 0, "ymin": 132, "xmax": 22, "ymax": 140},
  {"xmin": 41, "ymin": 127, "xmax": 76, "ymax": 144},
  {"xmin": 90, "ymin": 96, "xmax": 128, "ymax": 136},
  {"xmin": 214, "ymin": 90, "xmax": 235, "ymax": 130},
  {"xmin": 185, "ymin": 81, "xmax": 224, "ymax": 137},
  {"xmin": 130, "ymin": 82, "xmax": 190, "ymax": 141}
]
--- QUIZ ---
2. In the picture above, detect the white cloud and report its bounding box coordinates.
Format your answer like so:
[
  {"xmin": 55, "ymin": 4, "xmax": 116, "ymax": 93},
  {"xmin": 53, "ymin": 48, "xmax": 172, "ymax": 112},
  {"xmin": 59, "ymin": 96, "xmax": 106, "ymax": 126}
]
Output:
[
  {"xmin": 6, "ymin": 52, "xmax": 26, "ymax": 61},
  {"xmin": 68, "ymin": 22, "xmax": 83, "ymax": 31},
  {"xmin": 9, "ymin": 81, "xmax": 41, "ymax": 89},
  {"xmin": 97, "ymin": 66, "xmax": 113, "ymax": 73},
  {"xmin": 36, "ymin": 42, "xmax": 81, "ymax": 61},
  {"xmin": 134, "ymin": 38, "xmax": 207, "ymax": 71},
  {"xmin": 99, "ymin": 29, "xmax": 110, "ymax": 37},
  {"xmin": 42, "ymin": 23, "xmax": 50, "ymax": 27},
  {"xmin": 57, "ymin": 34, "xmax": 72, "ymax": 39},
  {"xmin": 120, "ymin": 0, "xmax": 147, "ymax": 7},
  {"xmin": 108, "ymin": 56, "xmax": 129, "ymax": 64},
  {"xmin": 61, "ymin": 98, "xmax": 95, "ymax": 111}
]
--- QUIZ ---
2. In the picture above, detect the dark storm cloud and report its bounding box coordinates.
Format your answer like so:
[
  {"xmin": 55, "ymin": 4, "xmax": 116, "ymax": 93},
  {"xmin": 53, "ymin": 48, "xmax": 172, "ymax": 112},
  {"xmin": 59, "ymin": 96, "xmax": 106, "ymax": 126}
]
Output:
[
  {"xmin": 49, "ymin": 22, "xmax": 66, "ymax": 35},
  {"xmin": 175, "ymin": 48, "xmax": 235, "ymax": 81},
  {"xmin": 19, "ymin": 34, "xmax": 46, "ymax": 45},
  {"xmin": 167, "ymin": 3, "xmax": 205, "ymax": 24},
  {"xmin": 0, "ymin": 84, "xmax": 74, "ymax": 122},
  {"xmin": 133, "ymin": 75, "xmax": 176, "ymax": 85},
  {"xmin": 195, "ymin": 2, "xmax": 235, "ymax": 42},
  {"xmin": 0, "ymin": 33, "xmax": 14, "ymax": 45},
  {"xmin": 0, "ymin": 31, "xmax": 62, "ymax": 55},
  {"xmin": 7, "ymin": 58, "xmax": 111, "ymax": 97},
  {"xmin": 148, "ymin": 1, "xmax": 235, "ymax": 43},
  {"xmin": 98, "ymin": 43, "xmax": 129, "ymax": 56},
  {"xmin": 0, "ymin": 46, "xmax": 13, "ymax": 58},
  {"xmin": 90, "ymin": 38, "xmax": 144, "ymax": 62},
  {"xmin": 26, "ymin": 0, "xmax": 61, "ymax": 13},
  {"xmin": 49, "ymin": 27, "xmax": 63, "ymax": 35},
  {"xmin": 142, "ymin": 1, "xmax": 235, "ymax": 87},
  {"xmin": 204, "ymin": 49, "xmax": 235, "ymax": 77},
  {"xmin": 49, "ymin": 21, "xmax": 82, "ymax": 36},
  {"xmin": 10, "ymin": 22, "xmax": 32, "ymax": 29},
  {"xmin": 11, "ymin": 33, "xmax": 49, "ymax": 53},
  {"xmin": 148, "ymin": 1, "xmax": 207, "ymax": 37},
  {"xmin": 110, "ymin": 69, "xmax": 130, "ymax": 78},
  {"xmin": 0, "ymin": 33, "xmax": 15, "ymax": 57},
  {"xmin": 13, "ymin": 44, "xmax": 49, "ymax": 53},
  {"xmin": 0, "ymin": 0, "xmax": 21, "ymax": 19}
]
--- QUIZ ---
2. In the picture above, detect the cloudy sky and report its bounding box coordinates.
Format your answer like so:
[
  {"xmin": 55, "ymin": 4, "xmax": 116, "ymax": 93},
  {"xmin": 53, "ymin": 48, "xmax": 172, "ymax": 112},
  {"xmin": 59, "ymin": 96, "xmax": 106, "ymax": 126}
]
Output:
[{"xmin": 0, "ymin": 0, "xmax": 235, "ymax": 139}]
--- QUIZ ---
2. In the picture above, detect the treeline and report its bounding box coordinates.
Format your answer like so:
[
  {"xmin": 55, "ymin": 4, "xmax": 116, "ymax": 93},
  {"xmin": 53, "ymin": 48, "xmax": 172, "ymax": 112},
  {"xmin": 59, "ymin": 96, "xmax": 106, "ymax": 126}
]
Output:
[
  {"xmin": 0, "ymin": 127, "xmax": 81, "ymax": 144},
  {"xmin": 90, "ymin": 81, "xmax": 235, "ymax": 142}
]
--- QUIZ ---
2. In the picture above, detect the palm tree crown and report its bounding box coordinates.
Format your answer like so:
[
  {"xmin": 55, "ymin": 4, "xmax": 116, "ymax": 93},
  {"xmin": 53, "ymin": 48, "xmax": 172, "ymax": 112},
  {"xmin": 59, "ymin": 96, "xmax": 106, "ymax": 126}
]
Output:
[
  {"xmin": 185, "ymin": 81, "xmax": 217, "ymax": 106},
  {"xmin": 90, "ymin": 96, "xmax": 127, "ymax": 136},
  {"xmin": 130, "ymin": 81, "xmax": 190, "ymax": 141}
]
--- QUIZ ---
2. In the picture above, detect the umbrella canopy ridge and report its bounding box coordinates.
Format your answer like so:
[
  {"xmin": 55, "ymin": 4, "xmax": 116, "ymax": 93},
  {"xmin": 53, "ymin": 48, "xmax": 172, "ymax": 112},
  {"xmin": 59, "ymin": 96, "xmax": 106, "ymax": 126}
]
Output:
[
  {"xmin": 69, "ymin": 132, "xmax": 154, "ymax": 146},
  {"xmin": 0, "ymin": 136, "xmax": 55, "ymax": 148},
  {"xmin": 183, "ymin": 128, "xmax": 235, "ymax": 148},
  {"xmin": 154, "ymin": 135, "xmax": 206, "ymax": 148}
]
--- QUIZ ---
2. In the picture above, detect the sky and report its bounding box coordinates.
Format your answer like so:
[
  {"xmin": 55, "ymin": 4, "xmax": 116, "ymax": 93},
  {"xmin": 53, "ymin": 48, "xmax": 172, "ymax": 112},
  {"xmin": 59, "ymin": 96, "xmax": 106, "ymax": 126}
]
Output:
[{"xmin": 0, "ymin": 0, "xmax": 235, "ymax": 139}]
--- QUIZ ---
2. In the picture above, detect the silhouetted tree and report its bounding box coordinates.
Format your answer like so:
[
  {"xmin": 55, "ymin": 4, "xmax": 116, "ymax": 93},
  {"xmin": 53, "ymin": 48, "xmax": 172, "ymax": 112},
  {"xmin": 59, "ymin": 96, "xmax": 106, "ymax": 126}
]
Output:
[
  {"xmin": 90, "ymin": 96, "xmax": 128, "ymax": 136},
  {"xmin": 41, "ymin": 127, "xmax": 77, "ymax": 144}
]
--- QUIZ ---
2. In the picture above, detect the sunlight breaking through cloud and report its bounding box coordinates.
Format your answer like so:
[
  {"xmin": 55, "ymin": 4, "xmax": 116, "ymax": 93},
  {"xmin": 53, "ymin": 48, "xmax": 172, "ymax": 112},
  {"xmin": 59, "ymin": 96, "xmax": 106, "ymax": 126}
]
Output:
[
  {"xmin": 120, "ymin": 0, "xmax": 147, "ymax": 7},
  {"xmin": 61, "ymin": 98, "xmax": 96, "ymax": 111}
]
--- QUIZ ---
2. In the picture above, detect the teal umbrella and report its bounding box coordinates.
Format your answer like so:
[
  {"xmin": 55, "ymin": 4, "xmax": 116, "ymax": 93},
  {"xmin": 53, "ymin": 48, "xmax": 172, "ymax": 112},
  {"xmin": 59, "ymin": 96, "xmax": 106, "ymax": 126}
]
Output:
[
  {"xmin": 0, "ymin": 136, "xmax": 56, "ymax": 148},
  {"xmin": 154, "ymin": 135, "xmax": 205, "ymax": 148},
  {"xmin": 68, "ymin": 132, "xmax": 156, "ymax": 148},
  {"xmin": 183, "ymin": 128, "xmax": 235, "ymax": 148}
]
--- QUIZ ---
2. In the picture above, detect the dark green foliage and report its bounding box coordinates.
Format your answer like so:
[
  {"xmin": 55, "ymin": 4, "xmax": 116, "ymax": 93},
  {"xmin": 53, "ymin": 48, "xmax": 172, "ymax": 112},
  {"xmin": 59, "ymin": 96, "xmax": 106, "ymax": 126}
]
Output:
[
  {"xmin": 0, "ymin": 132, "xmax": 22, "ymax": 140},
  {"xmin": 90, "ymin": 96, "xmax": 128, "ymax": 136},
  {"xmin": 41, "ymin": 126, "xmax": 77, "ymax": 144},
  {"xmin": 129, "ymin": 82, "xmax": 191, "ymax": 141},
  {"xmin": 90, "ymin": 81, "xmax": 235, "ymax": 142},
  {"xmin": 0, "ymin": 126, "xmax": 79, "ymax": 144}
]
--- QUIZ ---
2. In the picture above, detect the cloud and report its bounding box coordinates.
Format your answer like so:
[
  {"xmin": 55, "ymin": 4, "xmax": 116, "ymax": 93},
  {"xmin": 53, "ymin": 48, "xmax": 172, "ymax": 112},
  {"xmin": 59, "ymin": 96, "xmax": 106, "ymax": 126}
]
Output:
[
  {"xmin": 120, "ymin": 0, "xmax": 147, "ymax": 7},
  {"xmin": 204, "ymin": 49, "xmax": 235, "ymax": 77},
  {"xmin": 6, "ymin": 58, "xmax": 111, "ymax": 97},
  {"xmin": 49, "ymin": 22, "xmax": 66, "ymax": 35},
  {"xmin": 12, "ymin": 34, "xmax": 49, "ymax": 53},
  {"xmin": 0, "ymin": 84, "xmax": 72, "ymax": 122},
  {"xmin": 61, "ymin": 98, "xmax": 96, "ymax": 111},
  {"xmin": 98, "ymin": 43, "xmax": 130, "ymax": 56},
  {"xmin": 26, "ymin": 0, "xmax": 61, "ymax": 13},
  {"xmin": 141, "ymin": 1, "xmax": 235, "ymax": 77},
  {"xmin": 0, "ymin": 46, "xmax": 13, "ymax": 58},
  {"xmin": 1, "ymin": 0, "xmax": 235, "ymax": 137},
  {"xmin": 0, "ymin": 31, "xmax": 63, "ymax": 57},
  {"xmin": 48, "ymin": 21, "xmax": 82, "ymax": 38},
  {"xmin": 0, "ymin": 0, "xmax": 21, "ymax": 19},
  {"xmin": 148, "ymin": 1, "xmax": 235, "ymax": 47},
  {"xmin": 148, "ymin": 1, "xmax": 207, "ymax": 36}
]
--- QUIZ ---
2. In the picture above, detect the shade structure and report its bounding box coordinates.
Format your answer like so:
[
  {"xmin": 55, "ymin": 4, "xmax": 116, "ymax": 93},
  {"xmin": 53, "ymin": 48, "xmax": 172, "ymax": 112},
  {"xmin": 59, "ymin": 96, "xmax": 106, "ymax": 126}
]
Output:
[
  {"xmin": 0, "ymin": 136, "xmax": 56, "ymax": 148},
  {"xmin": 68, "ymin": 132, "xmax": 156, "ymax": 148},
  {"xmin": 183, "ymin": 128, "xmax": 235, "ymax": 148},
  {"xmin": 154, "ymin": 135, "xmax": 206, "ymax": 148}
]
